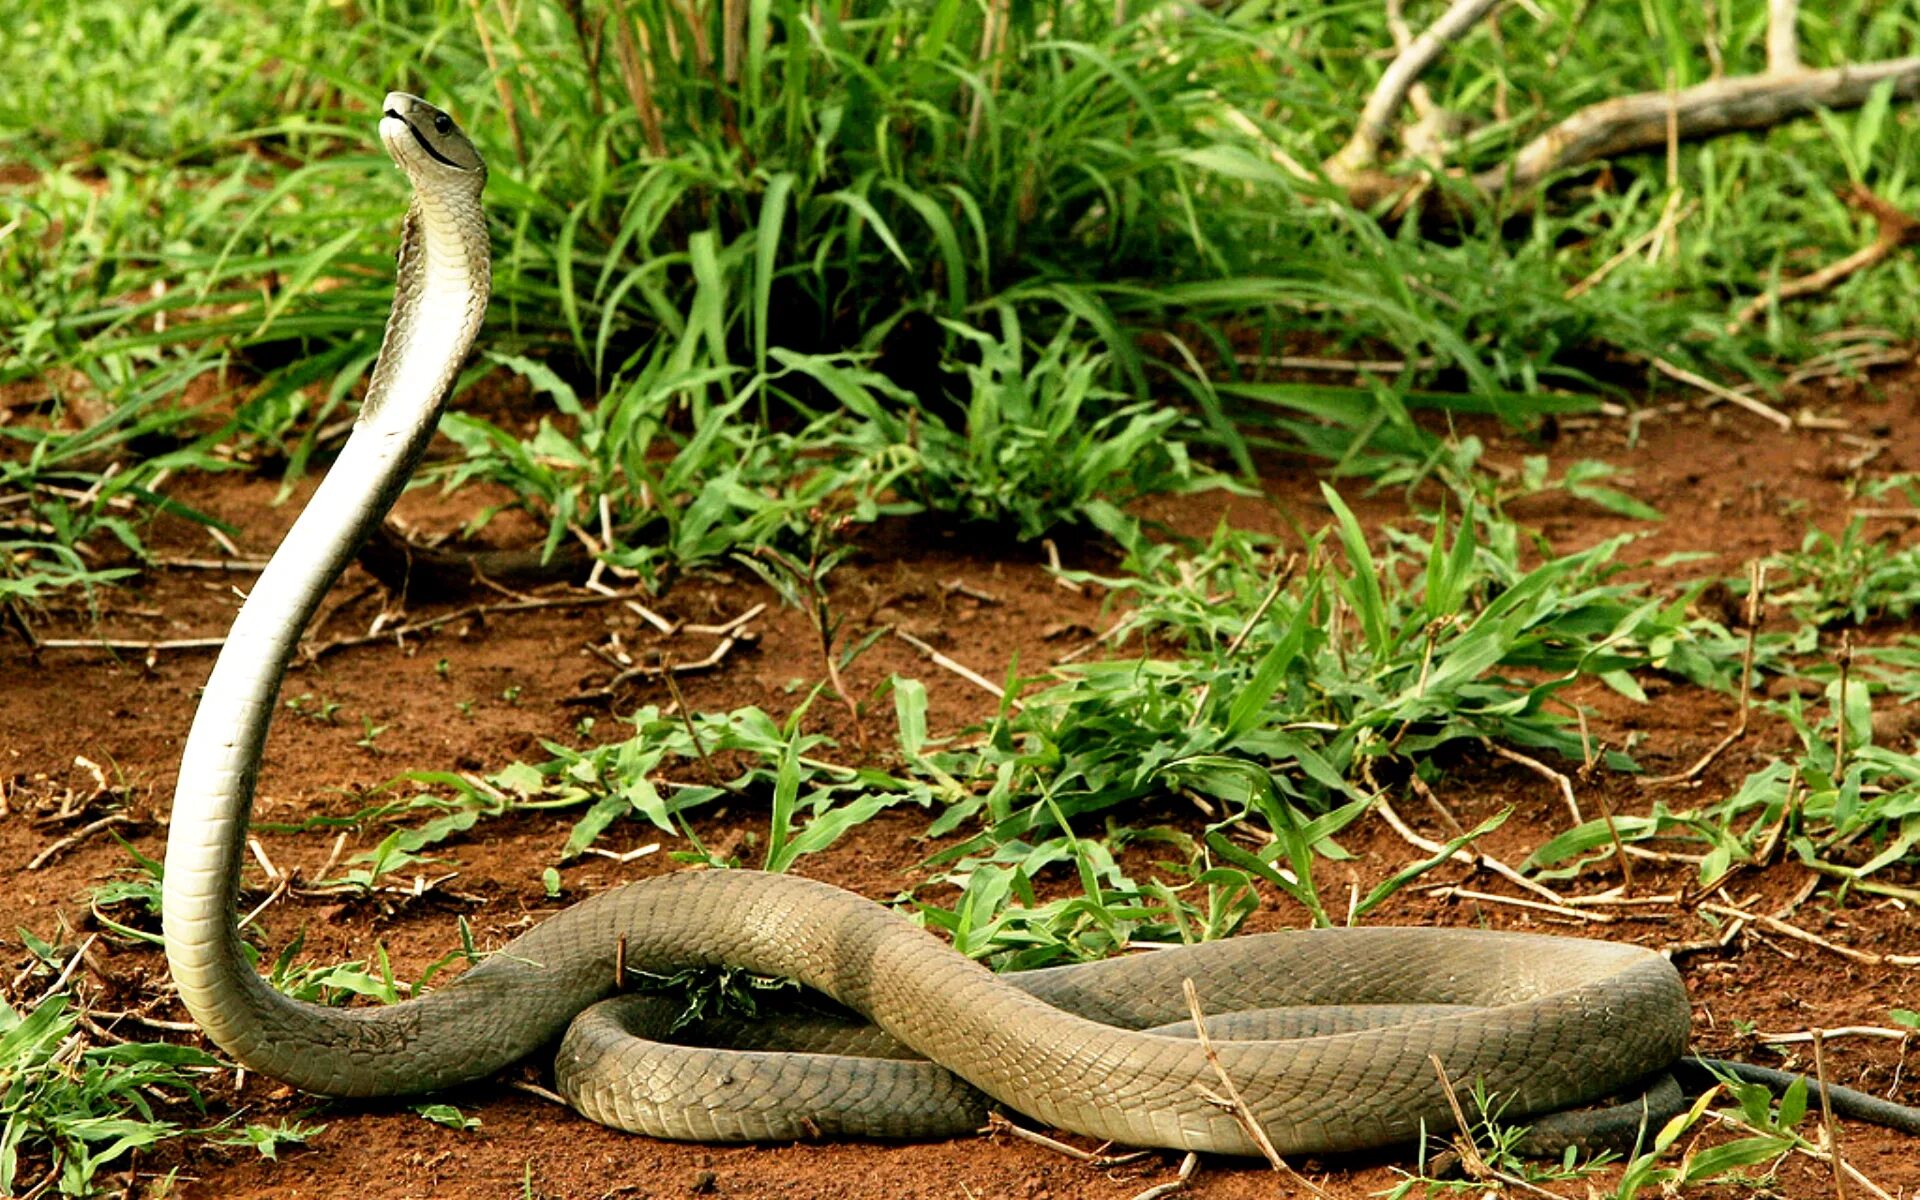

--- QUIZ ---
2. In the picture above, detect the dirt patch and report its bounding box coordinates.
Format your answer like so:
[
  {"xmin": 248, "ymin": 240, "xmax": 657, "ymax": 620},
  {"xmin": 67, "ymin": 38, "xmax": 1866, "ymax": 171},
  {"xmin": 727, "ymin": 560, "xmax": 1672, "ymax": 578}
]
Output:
[{"xmin": 4, "ymin": 365, "xmax": 1918, "ymax": 1199}]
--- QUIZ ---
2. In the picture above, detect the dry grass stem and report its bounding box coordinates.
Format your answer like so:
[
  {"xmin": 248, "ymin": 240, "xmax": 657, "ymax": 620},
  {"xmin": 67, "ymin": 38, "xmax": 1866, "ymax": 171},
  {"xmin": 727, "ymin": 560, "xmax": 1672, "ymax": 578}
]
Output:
[
  {"xmin": 1408, "ymin": 774, "xmax": 1467, "ymax": 840},
  {"xmin": 1698, "ymin": 902, "xmax": 1920, "ymax": 967},
  {"xmin": 573, "ymin": 631, "xmax": 746, "ymax": 703},
  {"xmin": 149, "ymin": 556, "xmax": 269, "ymax": 572},
  {"xmin": 1425, "ymin": 1055, "xmax": 1493, "ymax": 1180},
  {"xmin": 608, "ymin": 0, "xmax": 667, "ymax": 156},
  {"xmin": 507, "ymin": 1079, "xmax": 568, "ymax": 1106},
  {"xmin": 1179, "ymin": 979, "xmax": 1330, "ymax": 1196},
  {"xmin": 1041, "ymin": 538, "xmax": 1084, "ymax": 593},
  {"xmin": 465, "ymin": 0, "xmax": 526, "ymax": 165},
  {"xmin": 1186, "ymin": 553, "xmax": 1297, "ymax": 728},
  {"xmin": 1561, "ymin": 890, "xmax": 1681, "ymax": 907},
  {"xmin": 1565, "ymin": 200, "xmax": 1699, "ymax": 297},
  {"xmin": 1759, "ymin": 1025, "xmax": 1916, "ymax": 1045},
  {"xmin": 236, "ymin": 872, "xmax": 292, "ymax": 930},
  {"xmin": 1730, "ymin": 188, "xmax": 1920, "ymax": 332},
  {"xmin": 1427, "ymin": 1055, "xmax": 1577, "ymax": 1200},
  {"xmin": 982, "ymin": 1113, "xmax": 1150, "ymax": 1166},
  {"xmin": 891, "ymin": 626, "xmax": 1019, "ymax": 709},
  {"xmin": 585, "ymin": 576, "xmax": 677, "ymax": 634},
  {"xmin": 1375, "ymin": 794, "xmax": 1568, "ymax": 905},
  {"xmin": 1811, "ymin": 1029, "xmax": 1848, "ymax": 1200},
  {"xmin": 27, "ymin": 813, "xmax": 134, "ymax": 870},
  {"xmin": 1653, "ymin": 562, "xmax": 1765, "ymax": 785},
  {"xmin": 1424, "ymin": 885, "xmax": 1618, "ymax": 924},
  {"xmin": 681, "ymin": 602, "xmax": 768, "ymax": 638},
  {"xmin": 1651, "ymin": 356, "xmax": 1793, "ymax": 429},
  {"xmin": 1484, "ymin": 741, "xmax": 1584, "ymax": 824},
  {"xmin": 1125, "ymin": 1152, "xmax": 1198, "ymax": 1200},
  {"xmin": 30, "ymin": 934, "xmax": 98, "ymax": 1007}
]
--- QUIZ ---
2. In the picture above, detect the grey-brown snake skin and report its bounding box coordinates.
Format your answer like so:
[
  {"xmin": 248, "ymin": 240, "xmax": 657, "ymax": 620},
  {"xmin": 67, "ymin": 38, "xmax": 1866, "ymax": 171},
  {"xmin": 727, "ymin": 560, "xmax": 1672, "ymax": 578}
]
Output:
[{"xmin": 161, "ymin": 94, "xmax": 1698, "ymax": 1155}]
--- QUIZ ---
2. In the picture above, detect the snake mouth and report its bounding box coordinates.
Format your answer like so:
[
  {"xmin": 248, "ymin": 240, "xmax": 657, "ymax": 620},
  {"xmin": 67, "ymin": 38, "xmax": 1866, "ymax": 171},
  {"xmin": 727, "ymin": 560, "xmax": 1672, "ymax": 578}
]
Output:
[{"xmin": 386, "ymin": 108, "xmax": 467, "ymax": 171}]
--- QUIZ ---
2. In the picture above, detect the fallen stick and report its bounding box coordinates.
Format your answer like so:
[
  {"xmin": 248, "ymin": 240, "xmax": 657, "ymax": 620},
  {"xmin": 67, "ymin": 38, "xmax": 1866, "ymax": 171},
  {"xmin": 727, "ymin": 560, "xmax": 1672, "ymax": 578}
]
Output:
[
  {"xmin": 1698, "ymin": 902, "xmax": 1920, "ymax": 967},
  {"xmin": 27, "ymin": 813, "xmax": 135, "ymax": 870},
  {"xmin": 1374, "ymin": 794, "xmax": 1568, "ymax": 906},
  {"xmin": 1424, "ymin": 884, "xmax": 1618, "ymax": 924},
  {"xmin": 35, "ymin": 590, "xmax": 637, "ymax": 658},
  {"xmin": 891, "ymin": 626, "xmax": 1019, "ymax": 709},
  {"xmin": 983, "ymin": 1112, "xmax": 1150, "ymax": 1166},
  {"xmin": 1729, "ymin": 187, "xmax": 1920, "ymax": 333},
  {"xmin": 1650, "ymin": 357, "xmax": 1793, "ymax": 430},
  {"xmin": 1479, "ymin": 57, "xmax": 1920, "ymax": 198}
]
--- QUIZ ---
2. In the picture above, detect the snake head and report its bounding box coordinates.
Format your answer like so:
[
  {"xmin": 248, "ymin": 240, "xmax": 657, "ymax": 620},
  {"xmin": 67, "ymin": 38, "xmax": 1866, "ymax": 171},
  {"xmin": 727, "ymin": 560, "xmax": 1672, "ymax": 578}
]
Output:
[{"xmin": 380, "ymin": 92, "xmax": 486, "ymax": 190}]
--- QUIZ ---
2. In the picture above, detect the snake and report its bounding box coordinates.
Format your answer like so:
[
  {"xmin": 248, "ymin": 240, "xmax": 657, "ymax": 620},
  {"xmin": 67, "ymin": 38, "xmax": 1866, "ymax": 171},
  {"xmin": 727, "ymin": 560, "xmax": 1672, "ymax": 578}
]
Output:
[{"xmin": 161, "ymin": 94, "xmax": 1915, "ymax": 1159}]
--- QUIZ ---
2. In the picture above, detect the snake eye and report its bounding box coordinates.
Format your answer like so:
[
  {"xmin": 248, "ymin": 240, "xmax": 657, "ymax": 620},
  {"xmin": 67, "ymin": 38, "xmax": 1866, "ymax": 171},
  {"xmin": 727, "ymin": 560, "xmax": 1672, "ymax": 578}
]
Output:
[{"xmin": 432, "ymin": 111, "xmax": 453, "ymax": 135}]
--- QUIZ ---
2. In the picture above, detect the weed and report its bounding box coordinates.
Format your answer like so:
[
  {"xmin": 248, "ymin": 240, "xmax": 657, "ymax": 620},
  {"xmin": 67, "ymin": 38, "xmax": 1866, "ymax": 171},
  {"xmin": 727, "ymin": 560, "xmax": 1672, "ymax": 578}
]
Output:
[{"xmin": 285, "ymin": 694, "xmax": 342, "ymax": 725}]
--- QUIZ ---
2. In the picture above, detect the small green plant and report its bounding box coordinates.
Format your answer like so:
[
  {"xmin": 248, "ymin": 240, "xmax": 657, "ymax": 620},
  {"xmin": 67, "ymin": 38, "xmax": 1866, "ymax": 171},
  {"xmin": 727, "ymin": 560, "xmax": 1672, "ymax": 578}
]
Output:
[
  {"xmin": 908, "ymin": 308, "xmax": 1231, "ymax": 540},
  {"xmin": 285, "ymin": 694, "xmax": 341, "ymax": 725},
  {"xmin": 1609, "ymin": 1074, "xmax": 1814, "ymax": 1200},
  {"xmin": 1766, "ymin": 517, "xmax": 1920, "ymax": 625},
  {"xmin": 1381, "ymin": 1080, "xmax": 1614, "ymax": 1198},
  {"xmin": 1527, "ymin": 669, "xmax": 1920, "ymax": 897},
  {"xmin": 411, "ymin": 1103, "xmax": 479, "ymax": 1132},
  {"xmin": 0, "ymin": 992, "xmax": 216, "ymax": 1194}
]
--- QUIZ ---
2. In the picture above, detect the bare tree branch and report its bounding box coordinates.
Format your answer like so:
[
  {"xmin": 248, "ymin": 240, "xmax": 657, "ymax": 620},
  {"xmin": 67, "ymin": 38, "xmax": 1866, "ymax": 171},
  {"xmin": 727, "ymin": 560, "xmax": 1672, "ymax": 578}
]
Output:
[
  {"xmin": 1325, "ymin": 0, "xmax": 1500, "ymax": 182},
  {"xmin": 1474, "ymin": 56, "xmax": 1920, "ymax": 197},
  {"xmin": 1768, "ymin": 0, "xmax": 1800, "ymax": 75},
  {"xmin": 1321, "ymin": 1, "xmax": 1917, "ymax": 214},
  {"xmin": 1729, "ymin": 187, "xmax": 1920, "ymax": 333}
]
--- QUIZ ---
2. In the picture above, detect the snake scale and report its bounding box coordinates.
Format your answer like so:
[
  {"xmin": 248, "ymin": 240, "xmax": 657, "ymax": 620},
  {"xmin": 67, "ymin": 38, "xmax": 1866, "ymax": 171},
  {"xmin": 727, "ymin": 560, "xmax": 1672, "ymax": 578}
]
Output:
[{"xmin": 163, "ymin": 93, "xmax": 1713, "ymax": 1156}]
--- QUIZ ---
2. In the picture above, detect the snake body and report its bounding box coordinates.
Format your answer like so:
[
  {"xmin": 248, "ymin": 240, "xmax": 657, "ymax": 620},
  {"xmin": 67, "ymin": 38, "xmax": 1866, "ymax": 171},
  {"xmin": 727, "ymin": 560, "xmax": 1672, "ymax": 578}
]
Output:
[{"xmin": 163, "ymin": 95, "xmax": 1699, "ymax": 1155}]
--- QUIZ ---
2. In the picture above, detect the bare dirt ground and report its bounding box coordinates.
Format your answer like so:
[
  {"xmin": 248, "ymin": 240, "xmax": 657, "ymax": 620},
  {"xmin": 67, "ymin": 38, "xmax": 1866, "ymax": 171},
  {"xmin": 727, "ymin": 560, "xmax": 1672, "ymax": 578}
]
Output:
[{"xmin": 5, "ymin": 365, "xmax": 1919, "ymax": 1199}]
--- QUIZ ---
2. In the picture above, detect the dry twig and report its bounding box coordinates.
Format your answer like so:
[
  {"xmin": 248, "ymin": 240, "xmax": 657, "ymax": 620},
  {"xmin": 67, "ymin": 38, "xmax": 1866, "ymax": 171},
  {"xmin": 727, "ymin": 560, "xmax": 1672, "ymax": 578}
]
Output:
[
  {"xmin": 1424, "ymin": 884, "xmax": 1617, "ymax": 924},
  {"xmin": 1811, "ymin": 1029, "xmax": 1849, "ymax": 1200},
  {"xmin": 27, "ymin": 813, "xmax": 135, "ymax": 870},
  {"xmin": 1126, "ymin": 1153, "xmax": 1198, "ymax": 1200},
  {"xmin": 1375, "ymin": 794, "xmax": 1568, "ymax": 905},
  {"xmin": 1698, "ymin": 902, "xmax": 1920, "ymax": 967},
  {"xmin": 982, "ymin": 1113, "xmax": 1150, "ymax": 1166},
  {"xmin": 1322, "ymin": 0, "xmax": 1920, "ymax": 213},
  {"xmin": 1651, "ymin": 356, "xmax": 1794, "ymax": 430},
  {"xmin": 1730, "ymin": 187, "xmax": 1920, "ymax": 332},
  {"xmin": 1651, "ymin": 562, "xmax": 1765, "ymax": 785},
  {"xmin": 1179, "ymin": 979, "xmax": 1331, "ymax": 1197},
  {"xmin": 891, "ymin": 626, "xmax": 1018, "ymax": 709}
]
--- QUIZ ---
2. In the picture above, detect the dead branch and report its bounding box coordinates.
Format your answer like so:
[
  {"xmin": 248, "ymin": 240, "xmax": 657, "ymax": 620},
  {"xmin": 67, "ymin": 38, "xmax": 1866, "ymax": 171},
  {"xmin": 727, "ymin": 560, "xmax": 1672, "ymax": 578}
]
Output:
[
  {"xmin": 891, "ymin": 625, "xmax": 1020, "ymax": 709},
  {"xmin": 27, "ymin": 813, "xmax": 136, "ymax": 870},
  {"xmin": 1651, "ymin": 356, "xmax": 1793, "ymax": 430},
  {"xmin": 1479, "ymin": 57, "xmax": 1920, "ymax": 198},
  {"xmin": 1326, "ymin": 0, "xmax": 1500, "ymax": 185},
  {"xmin": 1768, "ymin": 0, "xmax": 1800, "ymax": 75},
  {"xmin": 1325, "ymin": 0, "xmax": 1920, "ymax": 213},
  {"xmin": 1729, "ymin": 187, "xmax": 1920, "ymax": 332}
]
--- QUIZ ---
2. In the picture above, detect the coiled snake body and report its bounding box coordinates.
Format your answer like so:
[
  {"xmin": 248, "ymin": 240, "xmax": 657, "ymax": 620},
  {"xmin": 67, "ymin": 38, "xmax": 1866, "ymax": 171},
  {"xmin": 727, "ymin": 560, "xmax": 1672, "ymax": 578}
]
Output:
[{"xmin": 163, "ymin": 94, "xmax": 1698, "ymax": 1155}]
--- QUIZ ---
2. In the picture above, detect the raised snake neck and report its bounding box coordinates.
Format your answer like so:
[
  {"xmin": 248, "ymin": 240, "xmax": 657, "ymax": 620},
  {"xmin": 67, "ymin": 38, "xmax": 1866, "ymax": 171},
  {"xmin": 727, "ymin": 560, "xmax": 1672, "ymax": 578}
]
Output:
[
  {"xmin": 161, "ymin": 95, "xmax": 1700, "ymax": 1155},
  {"xmin": 163, "ymin": 91, "xmax": 494, "ymax": 1087}
]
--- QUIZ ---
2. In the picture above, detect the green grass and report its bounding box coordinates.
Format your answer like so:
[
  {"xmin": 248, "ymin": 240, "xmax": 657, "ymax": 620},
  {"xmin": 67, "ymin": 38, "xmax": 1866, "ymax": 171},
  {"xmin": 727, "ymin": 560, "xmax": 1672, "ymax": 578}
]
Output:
[
  {"xmin": 0, "ymin": 944, "xmax": 319, "ymax": 1197},
  {"xmin": 8, "ymin": 0, "xmax": 1920, "ymax": 1192},
  {"xmin": 8, "ymin": 0, "xmax": 1920, "ymax": 601}
]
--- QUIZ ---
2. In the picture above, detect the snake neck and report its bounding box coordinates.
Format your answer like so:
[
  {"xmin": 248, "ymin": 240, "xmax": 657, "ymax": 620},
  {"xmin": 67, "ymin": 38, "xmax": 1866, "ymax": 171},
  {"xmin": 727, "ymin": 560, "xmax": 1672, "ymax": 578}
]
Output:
[{"xmin": 161, "ymin": 183, "xmax": 489, "ymax": 1070}]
